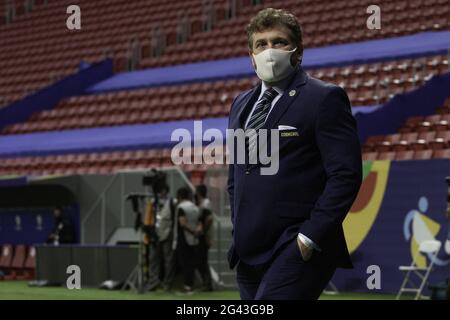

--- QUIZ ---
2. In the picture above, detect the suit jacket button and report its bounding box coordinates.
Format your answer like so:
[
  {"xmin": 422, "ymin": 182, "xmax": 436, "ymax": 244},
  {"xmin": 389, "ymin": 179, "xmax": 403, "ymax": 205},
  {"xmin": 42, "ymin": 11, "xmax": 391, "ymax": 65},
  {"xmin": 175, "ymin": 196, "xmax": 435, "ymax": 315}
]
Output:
[{"xmin": 245, "ymin": 170, "xmax": 250, "ymax": 175}]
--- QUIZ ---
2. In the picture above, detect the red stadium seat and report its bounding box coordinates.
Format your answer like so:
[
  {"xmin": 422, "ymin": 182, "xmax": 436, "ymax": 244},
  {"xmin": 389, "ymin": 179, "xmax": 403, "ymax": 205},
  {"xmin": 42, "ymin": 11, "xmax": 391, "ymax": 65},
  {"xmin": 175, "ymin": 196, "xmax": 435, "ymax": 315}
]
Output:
[
  {"xmin": 436, "ymin": 130, "xmax": 450, "ymax": 141},
  {"xmin": 392, "ymin": 141, "xmax": 410, "ymax": 152},
  {"xmin": 413, "ymin": 150, "xmax": 433, "ymax": 160},
  {"xmin": 362, "ymin": 152, "xmax": 378, "ymax": 161},
  {"xmin": 410, "ymin": 140, "xmax": 428, "ymax": 151},
  {"xmin": 417, "ymin": 131, "xmax": 436, "ymax": 143},
  {"xmin": 417, "ymin": 121, "xmax": 433, "ymax": 133},
  {"xmin": 400, "ymin": 132, "xmax": 419, "ymax": 143},
  {"xmin": 3, "ymin": 245, "xmax": 26, "ymax": 280},
  {"xmin": 0, "ymin": 244, "xmax": 14, "ymax": 280},
  {"xmin": 366, "ymin": 135, "xmax": 385, "ymax": 146},
  {"xmin": 378, "ymin": 151, "xmax": 396, "ymax": 160},
  {"xmin": 403, "ymin": 116, "xmax": 425, "ymax": 129},
  {"xmin": 429, "ymin": 138, "xmax": 447, "ymax": 150},
  {"xmin": 395, "ymin": 150, "xmax": 414, "ymax": 161},
  {"xmin": 434, "ymin": 120, "xmax": 449, "ymax": 132},
  {"xmin": 432, "ymin": 149, "xmax": 450, "ymax": 159},
  {"xmin": 375, "ymin": 141, "xmax": 393, "ymax": 152},
  {"xmin": 385, "ymin": 134, "xmax": 401, "ymax": 144},
  {"xmin": 361, "ymin": 144, "xmax": 373, "ymax": 153},
  {"xmin": 425, "ymin": 114, "xmax": 442, "ymax": 123}
]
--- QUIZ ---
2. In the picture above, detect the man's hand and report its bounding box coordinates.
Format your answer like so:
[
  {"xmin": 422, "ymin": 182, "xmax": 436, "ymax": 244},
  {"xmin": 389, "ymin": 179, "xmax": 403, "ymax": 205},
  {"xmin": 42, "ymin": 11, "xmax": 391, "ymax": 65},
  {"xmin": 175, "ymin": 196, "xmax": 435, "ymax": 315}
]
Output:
[
  {"xmin": 194, "ymin": 224, "xmax": 203, "ymax": 237},
  {"xmin": 297, "ymin": 237, "xmax": 313, "ymax": 261}
]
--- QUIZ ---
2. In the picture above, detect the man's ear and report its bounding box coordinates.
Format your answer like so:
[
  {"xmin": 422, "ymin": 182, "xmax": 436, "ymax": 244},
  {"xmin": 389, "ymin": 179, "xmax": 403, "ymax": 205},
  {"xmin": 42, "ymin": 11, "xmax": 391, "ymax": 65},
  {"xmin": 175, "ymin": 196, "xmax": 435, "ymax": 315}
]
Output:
[
  {"xmin": 298, "ymin": 46, "xmax": 304, "ymax": 62},
  {"xmin": 291, "ymin": 47, "xmax": 302, "ymax": 67}
]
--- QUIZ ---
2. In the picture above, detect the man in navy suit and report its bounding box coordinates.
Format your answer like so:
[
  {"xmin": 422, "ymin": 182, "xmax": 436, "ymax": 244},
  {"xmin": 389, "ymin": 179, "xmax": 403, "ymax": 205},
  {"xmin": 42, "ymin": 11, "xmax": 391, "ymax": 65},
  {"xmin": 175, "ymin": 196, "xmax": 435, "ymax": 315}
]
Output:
[{"xmin": 227, "ymin": 8, "xmax": 363, "ymax": 300}]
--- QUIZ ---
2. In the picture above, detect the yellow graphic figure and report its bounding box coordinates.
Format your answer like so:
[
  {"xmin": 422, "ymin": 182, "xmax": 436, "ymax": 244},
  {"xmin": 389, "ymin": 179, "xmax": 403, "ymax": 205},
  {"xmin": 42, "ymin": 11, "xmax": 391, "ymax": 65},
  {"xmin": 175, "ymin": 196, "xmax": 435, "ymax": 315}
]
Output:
[{"xmin": 343, "ymin": 160, "xmax": 391, "ymax": 253}]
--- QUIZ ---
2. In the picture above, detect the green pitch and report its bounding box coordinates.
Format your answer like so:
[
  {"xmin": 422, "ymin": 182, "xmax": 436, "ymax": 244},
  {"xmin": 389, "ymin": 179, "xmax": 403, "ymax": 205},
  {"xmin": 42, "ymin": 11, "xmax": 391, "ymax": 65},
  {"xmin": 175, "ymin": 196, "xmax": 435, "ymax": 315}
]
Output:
[{"xmin": 0, "ymin": 281, "xmax": 408, "ymax": 300}]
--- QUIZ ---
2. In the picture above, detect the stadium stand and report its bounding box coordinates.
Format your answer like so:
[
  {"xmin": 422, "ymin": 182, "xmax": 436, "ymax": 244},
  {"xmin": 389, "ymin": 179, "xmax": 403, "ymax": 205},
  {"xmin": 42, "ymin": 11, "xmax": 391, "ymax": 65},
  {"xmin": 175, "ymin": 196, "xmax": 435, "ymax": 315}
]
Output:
[
  {"xmin": 0, "ymin": 0, "xmax": 449, "ymax": 295},
  {"xmin": 1, "ymin": 91, "xmax": 450, "ymax": 177},
  {"xmin": 1, "ymin": 138, "xmax": 450, "ymax": 177},
  {"xmin": 139, "ymin": 0, "xmax": 450, "ymax": 68},
  {"xmin": 1, "ymin": 54, "xmax": 448, "ymax": 135},
  {"xmin": 361, "ymin": 98, "xmax": 450, "ymax": 160},
  {"xmin": 0, "ymin": 71, "xmax": 449, "ymax": 177},
  {"xmin": 1, "ymin": 0, "xmax": 212, "ymax": 107},
  {"xmin": 1, "ymin": 0, "xmax": 449, "ymax": 108}
]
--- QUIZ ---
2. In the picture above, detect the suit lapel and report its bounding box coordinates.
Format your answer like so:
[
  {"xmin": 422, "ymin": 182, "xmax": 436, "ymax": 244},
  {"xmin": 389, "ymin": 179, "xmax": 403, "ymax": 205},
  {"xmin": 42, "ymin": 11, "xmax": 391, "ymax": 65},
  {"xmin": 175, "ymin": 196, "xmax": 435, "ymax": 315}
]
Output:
[
  {"xmin": 261, "ymin": 67, "xmax": 308, "ymax": 131},
  {"xmin": 231, "ymin": 85, "xmax": 261, "ymax": 130}
]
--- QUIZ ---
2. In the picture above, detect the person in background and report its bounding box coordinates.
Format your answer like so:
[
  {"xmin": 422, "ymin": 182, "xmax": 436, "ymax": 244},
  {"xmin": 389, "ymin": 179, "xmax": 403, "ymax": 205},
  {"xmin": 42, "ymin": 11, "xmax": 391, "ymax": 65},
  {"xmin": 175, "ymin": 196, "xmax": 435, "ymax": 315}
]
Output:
[
  {"xmin": 195, "ymin": 184, "xmax": 214, "ymax": 291},
  {"xmin": 145, "ymin": 185, "xmax": 177, "ymax": 291},
  {"xmin": 173, "ymin": 187, "xmax": 200, "ymax": 294},
  {"xmin": 47, "ymin": 206, "xmax": 75, "ymax": 245},
  {"xmin": 195, "ymin": 184, "xmax": 211, "ymax": 210}
]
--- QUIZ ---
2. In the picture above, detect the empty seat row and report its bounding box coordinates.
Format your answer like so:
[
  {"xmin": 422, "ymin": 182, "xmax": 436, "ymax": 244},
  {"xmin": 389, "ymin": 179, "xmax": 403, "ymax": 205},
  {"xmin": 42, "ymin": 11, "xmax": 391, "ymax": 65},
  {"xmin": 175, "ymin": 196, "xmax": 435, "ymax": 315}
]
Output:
[
  {"xmin": 0, "ymin": 244, "xmax": 35, "ymax": 281},
  {"xmin": 0, "ymin": 147, "xmax": 230, "ymax": 177},
  {"xmin": 138, "ymin": 0, "xmax": 450, "ymax": 68},
  {"xmin": 2, "ymin": 139, "xmax": 450, "ymax": 178},
  {"xmin": 363, "ymin": 99, "xmax": 450, "ymax": 153},
  {"xmin": 364, "ymin": 137, "xmax": 449, "ymax": 153},
  {"xmin": 0, "ymin": 0, "xmax": 241, "ymax": 106},
  {"xmin": 3, "ymin": 55, "xmax": 448, "ymax": 135},
  {"xmin": 2, "ymin": 0, "xmax": 448, "ymax": 108},
  {"xmin": 362, "ymin": 149, "xmax": 450, "ymax": 161}
]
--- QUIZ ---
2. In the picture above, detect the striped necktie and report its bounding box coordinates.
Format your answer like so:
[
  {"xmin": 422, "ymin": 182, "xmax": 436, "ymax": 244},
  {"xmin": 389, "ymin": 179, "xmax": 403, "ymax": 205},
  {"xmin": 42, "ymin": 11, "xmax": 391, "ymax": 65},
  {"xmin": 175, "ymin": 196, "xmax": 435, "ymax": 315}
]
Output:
[{"xmin": 245, "ymin": 87, "xmax": 278, "ymax": 162}]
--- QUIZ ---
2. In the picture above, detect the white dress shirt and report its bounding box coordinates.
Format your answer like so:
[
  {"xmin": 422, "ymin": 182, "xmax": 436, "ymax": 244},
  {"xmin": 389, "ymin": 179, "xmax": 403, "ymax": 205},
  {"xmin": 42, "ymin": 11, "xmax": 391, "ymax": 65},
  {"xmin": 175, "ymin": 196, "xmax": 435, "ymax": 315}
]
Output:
[{"xmin": 244, "ymin": 79, "xmax": 289, "ymax": 129}]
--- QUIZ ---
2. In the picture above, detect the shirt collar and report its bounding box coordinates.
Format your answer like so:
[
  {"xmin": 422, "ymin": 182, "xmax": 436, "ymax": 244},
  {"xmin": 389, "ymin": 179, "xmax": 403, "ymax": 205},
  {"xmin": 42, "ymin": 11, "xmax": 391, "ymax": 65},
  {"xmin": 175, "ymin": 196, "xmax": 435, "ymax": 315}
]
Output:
[{"xmin": 260, "ymin": 73, "xmax": 294, "ymax": 96}]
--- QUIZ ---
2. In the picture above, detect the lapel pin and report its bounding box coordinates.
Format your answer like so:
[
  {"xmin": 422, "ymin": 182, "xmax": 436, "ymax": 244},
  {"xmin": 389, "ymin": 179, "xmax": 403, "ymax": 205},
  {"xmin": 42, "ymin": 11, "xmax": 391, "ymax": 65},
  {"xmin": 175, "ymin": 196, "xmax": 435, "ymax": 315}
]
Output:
[{"xmin": 289, "ymin": 90, "xmax": 296, "ymax": 97}]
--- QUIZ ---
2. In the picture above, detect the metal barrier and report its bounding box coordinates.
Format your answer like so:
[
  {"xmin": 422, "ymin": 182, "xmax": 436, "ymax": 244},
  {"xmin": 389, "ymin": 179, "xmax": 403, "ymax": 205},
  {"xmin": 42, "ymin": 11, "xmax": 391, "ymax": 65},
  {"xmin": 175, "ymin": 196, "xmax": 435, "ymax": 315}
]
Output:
[
  {"xmin": 81, "ymin": 167, "xmax": 193, "ymax": 244},
  {"xmin": 79, "ymin": 165, "xmax": 237, "ymax": 288}
]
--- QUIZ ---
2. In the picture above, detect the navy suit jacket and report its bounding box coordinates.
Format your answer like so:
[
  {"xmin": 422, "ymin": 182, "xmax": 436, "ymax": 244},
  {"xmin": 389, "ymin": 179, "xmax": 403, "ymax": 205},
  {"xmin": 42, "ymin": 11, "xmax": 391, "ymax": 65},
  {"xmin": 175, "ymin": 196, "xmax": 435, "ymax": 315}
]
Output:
[{"xmin": 227, "ymin": 66, "xmax": 362, "ymax": 269}]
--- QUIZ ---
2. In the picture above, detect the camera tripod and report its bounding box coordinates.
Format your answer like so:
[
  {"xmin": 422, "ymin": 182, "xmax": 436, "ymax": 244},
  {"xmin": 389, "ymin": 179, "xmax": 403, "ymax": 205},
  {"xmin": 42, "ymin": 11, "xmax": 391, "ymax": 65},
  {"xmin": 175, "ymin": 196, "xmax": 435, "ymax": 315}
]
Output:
[
  {"xmin": 121, "ymin": 169, "xmax": 168, "ymax": 293},
  {"xmin": 121, "ymin": 226, "xmax": 145, "ymax": 293},
  {"xmin": 121, "ymin": 191, "xmax": 154, "ymax": 293}
]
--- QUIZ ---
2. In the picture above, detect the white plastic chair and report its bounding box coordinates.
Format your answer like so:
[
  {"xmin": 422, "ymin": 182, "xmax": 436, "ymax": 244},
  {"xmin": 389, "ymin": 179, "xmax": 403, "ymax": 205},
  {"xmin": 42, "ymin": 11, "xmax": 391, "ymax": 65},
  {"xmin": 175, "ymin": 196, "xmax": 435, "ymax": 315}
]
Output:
[{"xmin": 396, "ymin": 239, "xmax": 441, "ymax": 300}]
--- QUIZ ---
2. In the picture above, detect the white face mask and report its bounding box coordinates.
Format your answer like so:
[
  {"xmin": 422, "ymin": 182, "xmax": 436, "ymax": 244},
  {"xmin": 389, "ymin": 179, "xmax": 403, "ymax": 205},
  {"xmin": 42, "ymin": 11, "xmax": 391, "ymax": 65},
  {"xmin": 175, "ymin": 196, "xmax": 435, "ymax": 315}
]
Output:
[{"xmin": 252, "ymin": 47, "xmax": 299, "ymax": 83}]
